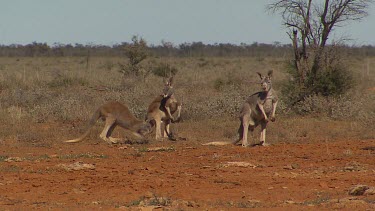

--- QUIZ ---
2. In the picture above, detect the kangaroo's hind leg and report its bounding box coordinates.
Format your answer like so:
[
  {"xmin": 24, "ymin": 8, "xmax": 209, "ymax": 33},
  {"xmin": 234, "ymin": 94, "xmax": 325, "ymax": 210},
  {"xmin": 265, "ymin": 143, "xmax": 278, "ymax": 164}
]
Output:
[
  {"xmin": 240, "ymin": 114, "xmax": 251, "ymax": 147},
  {"xmin": 259, "ymin": 121, "xmax": 269, "ymax": 146},
  {"xmin": 100, "ymin": 116, "xmax": 119, "ymax": 144},
  {"xmin": 233, "ymin": 123, "xmax": 243, "ymax": 145}
]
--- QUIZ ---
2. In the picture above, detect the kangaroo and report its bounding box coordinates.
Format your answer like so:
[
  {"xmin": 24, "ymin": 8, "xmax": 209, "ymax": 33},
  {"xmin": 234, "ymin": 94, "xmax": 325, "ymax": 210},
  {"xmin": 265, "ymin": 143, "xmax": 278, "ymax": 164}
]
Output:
[
  {"xmin": 65, "ymin": 101, "xmax": 152, "ymax": 144},
  {"xmin": 146, "ymin": 76, "xmax": 182, "ymax": 140},
  {"xmin": 161, "ymin": 76, "xmax": 178, "ymax": 121},
  {"xmin": 233, "ymin": 70, "xmax": 278, "ymax": 147}
]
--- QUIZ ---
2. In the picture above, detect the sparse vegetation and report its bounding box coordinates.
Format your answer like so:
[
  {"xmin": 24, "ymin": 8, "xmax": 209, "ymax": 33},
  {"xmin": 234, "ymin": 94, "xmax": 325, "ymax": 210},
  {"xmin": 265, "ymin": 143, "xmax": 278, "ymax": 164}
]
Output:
[
  {"xmin": 268, "ymin": 0, "xmax": 373, "ymax": 111},
  {"xmin": 119, "ymin": 35, "xmax": 150, "ymax": 78},
  {"xmin": 151, "ymin": 63, "xmax": 178, "ymax": 77},
  {"xmin": 0, "ymin": 55, "xmax": 373, "ymax": 142},
  {"xmin": 0, "ymin": 155, "xmax": 9, "ymax": 162},
  {"xmin": 57, "ymin": 153, "xmax": 108, "ymax": 159},
  {"xmin": 0, "ymin": 1, "xmax": 374, "ymax": 207}
]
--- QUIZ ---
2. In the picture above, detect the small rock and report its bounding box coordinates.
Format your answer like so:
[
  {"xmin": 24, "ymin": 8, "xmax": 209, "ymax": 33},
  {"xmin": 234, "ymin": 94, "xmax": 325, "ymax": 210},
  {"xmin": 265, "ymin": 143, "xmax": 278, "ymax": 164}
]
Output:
[
  {"xmin": 364, "ymin": 187, "xmax": 375, "ymax": 195},
  {"xmin": 283, "ymin": 164, "xmax": 299, "ymax": 170},
  {"xmin": 202, "ymin": 141, "xmax": 231, "ymax": 146},
  {"xmin": 340, "ymin": 197, "xmax": 366, "ymax": 204},
  {"xmin": 285, "ymin": 200, "xmax": 296, "ymax": 204},
  {"xmin": 58, "ymin": 162, "xmax": 95, "ymax": 171},
  {"xmin": 348, "ymin": 185, "xmax": 369, "ymax": 196},
  {"xmin": 5, "ymin": 157, "xmax": 23, "ymax": 162},
  {"xmin": 248, "ymin": 199, "xmax": 261, "ymax": 204},
  {"xmin": 222, "ymin": 162, "xmax": 257, "ymax": 168},
  {"xmin": 283, "ymin": 165, "xmax": 294, "ymax": 170},
  {"xmin": 146, "ymin": 147, "xmax": 174, "ymax": 152}
]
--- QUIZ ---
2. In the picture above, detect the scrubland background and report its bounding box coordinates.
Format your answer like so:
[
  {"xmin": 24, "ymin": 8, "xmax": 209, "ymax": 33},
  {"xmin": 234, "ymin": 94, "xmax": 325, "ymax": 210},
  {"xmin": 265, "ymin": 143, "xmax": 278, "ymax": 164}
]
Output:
[{"xmin": 0, "ymin": 55, "xmax": 374, "ymax": 145}]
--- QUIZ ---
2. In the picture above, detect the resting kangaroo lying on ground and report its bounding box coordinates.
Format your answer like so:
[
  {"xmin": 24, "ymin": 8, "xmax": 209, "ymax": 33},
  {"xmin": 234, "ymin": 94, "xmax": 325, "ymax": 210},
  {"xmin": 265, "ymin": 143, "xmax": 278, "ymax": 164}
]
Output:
[
  {"xmin": 146, "ymin": 76, "xmax": 182, "ymax": 140},
  {"xmin": 65, "ymin": 101, "xmax": 152, "ymax": 144},
  {"xmin": 233, "ymin": 70, "xmax": 278, "ymax": 147}
]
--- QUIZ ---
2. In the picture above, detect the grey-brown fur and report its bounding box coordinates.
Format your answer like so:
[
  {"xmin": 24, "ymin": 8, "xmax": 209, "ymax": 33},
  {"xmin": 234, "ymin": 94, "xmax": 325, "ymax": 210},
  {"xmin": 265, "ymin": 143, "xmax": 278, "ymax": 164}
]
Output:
[
  {"xmin": 162, "ymin": 76, "xmax": 178, "ymax": 121},
  {"xmin": 145, "ymin": 76, "xmax": 182, "ymax": 140},
  {"xmin": 65, "ymin": 101, "xmax": 152, "ymax": 144},
  {"xmin": 146, "ymin": 95, "xmax": 182, "ymax": 140},
  {"xmin": 233, "ymin": 70, "xmax": 278, "ymax": 147},
  {"xmin": 162, "ymin": 76, "xmax": 175, "ymax": 98}
]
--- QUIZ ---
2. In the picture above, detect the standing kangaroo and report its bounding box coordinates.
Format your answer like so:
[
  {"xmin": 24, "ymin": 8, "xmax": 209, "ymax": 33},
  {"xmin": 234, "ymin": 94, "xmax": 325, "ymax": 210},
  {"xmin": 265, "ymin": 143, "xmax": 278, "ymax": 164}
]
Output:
[
  {"xmin": 161, "ymin": 76, "xmax": 178, "ymax": 122},
  {"xmin": 146, "ymin": 76, "xmax": 182, "ymax": 140},
  {"xmin": 233, "ymin": 70, "xmax": 278, "ymax": 147}
]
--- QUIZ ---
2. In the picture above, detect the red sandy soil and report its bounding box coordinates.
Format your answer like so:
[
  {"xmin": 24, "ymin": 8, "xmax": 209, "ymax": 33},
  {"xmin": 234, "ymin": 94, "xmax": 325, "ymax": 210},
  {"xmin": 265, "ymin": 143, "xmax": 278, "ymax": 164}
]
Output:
[{"xmin": 1, "ymin": 136, "xmax": 375, "ymax": 210}]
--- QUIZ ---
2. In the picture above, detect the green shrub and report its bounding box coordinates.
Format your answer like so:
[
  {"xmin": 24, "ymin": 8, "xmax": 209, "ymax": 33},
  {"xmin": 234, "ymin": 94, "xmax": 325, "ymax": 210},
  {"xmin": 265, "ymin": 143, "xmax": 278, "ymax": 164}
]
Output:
[
  {"xmin": 311, "ymin": 65, "xmax": 354, "ymax": 96},
  {"xmin": 120, "ymin": 35, "xmax": 148, "ymax": 77},
  {"xmin": 282, "ymin": 60, "xmax": 354, "ymax": 113}
]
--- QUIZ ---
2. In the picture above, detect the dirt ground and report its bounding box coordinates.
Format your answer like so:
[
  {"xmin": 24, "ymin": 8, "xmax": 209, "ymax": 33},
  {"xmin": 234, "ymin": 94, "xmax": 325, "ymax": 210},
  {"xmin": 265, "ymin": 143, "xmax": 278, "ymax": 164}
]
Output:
[{"xmin": 1, "ymin": 123, "xmax": 375, "ymax": 210}]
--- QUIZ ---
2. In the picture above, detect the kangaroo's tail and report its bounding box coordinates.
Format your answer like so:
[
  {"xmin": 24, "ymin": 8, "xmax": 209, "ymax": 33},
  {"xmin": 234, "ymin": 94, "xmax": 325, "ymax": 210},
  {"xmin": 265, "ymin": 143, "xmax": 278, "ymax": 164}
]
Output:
[{"xmin": 65, "ymin": 109, "xmax": 101, "ymax": 143}]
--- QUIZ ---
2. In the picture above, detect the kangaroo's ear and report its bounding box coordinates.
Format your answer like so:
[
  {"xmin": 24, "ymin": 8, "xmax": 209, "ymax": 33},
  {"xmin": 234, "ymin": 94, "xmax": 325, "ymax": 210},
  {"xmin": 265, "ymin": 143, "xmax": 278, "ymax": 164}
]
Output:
[
  {"xmin": 267, "ymin": 70, "xmax": 273, "ymax": 78},
  {"xmin": 256, "ymin": 72, "xmax": 262, "ymax": 79}
]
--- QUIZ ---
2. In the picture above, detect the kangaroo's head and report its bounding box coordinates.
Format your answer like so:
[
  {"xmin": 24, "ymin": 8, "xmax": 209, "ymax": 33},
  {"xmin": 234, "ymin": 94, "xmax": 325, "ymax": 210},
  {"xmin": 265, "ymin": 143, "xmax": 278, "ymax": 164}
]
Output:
[
  {"xmin": 257, "ymin": 70, "xmax": 273, "ymax": 92},
  {"xmin": 162, "ymin": 76, "xmax": 174, "ymax": 97},
  {"xmin": 136, "ymin": 121, "xmax": 153, "ymax": 136}
]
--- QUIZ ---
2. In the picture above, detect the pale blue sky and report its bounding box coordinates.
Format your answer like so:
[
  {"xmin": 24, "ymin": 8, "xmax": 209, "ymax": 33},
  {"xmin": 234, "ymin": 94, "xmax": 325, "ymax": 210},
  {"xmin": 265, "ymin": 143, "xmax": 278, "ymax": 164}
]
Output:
[{"xmin": 1, "ymin": 0, "xmax": 374, "ymax": 46}]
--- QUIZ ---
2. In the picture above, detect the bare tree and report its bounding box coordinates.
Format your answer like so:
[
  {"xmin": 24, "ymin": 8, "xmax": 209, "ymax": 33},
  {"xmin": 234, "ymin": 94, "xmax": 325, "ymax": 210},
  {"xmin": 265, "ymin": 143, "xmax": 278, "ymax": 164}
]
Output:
[{"xmin": 268, "ymin": 0, "xmax": 373, "ymax": 90}]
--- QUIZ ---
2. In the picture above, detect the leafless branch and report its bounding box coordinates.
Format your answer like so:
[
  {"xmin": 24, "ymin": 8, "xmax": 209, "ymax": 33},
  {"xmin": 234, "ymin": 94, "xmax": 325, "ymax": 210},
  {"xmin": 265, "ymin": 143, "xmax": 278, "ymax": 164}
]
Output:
[{"xmin": 267, "ymin": 0, "xmax": 374, "ymax": 83}]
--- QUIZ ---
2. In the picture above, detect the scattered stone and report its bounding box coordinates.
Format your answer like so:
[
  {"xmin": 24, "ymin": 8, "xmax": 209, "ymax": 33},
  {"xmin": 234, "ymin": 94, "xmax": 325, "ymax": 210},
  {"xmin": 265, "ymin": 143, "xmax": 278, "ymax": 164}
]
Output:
[
  {"xmin": 72, "ymin": 188, "xmax": 85, "ymax": 194},
  {"xmin": 283, "ymin": 165, "xmax": 293, "ymax": 170},
  {"xmin": 144, "ymin": 191, "xmax": 155, "ymax": 198},
  {"xmin": 5, "ymin": 157, "xmax": 23, "ymax": 162},
  {"xmin": 290, "ymin": 172, "xmax": 299, "ymax": 178},
  {"xmin": 248, "ymin": 199, "xmax": 261, "ymax": 204},
  {"xmin": 136, "ymin": 195, "xmax": 171, "ymax": 208},
  {"xmin": 348, "ymin": 185, "xmax": 369, "ymax": 196},
  {"xmin": 213, "ymin": 179, "xmax": 240, "ymax": 186},
  {"xmin": 139, "ymin": 206, "xmax": 163, "ymax": 211},
  {"xmin": 222, "ymin": 161, "xmax": 257, "ymax": 168},
  {"xmin": 344, "ymin": 161, "xmax": 365, "ymax": 172},
  {"xmin": 170, "ymin": 199, "xmax": 198, "ymax": 208},
  {"xmin": 364, "ymin": 187, "xmax": 375, "ymax": 195},
  {"xmin": 202, "ymin": 141, "xmax": 231, "ymax": 146},
  {"xmin": 283, "ymin": 163, "xmax": 299, "ymax": 170},
  {"xmin": 285, "ymin": 200, "xmax": 296, "ymax": 204},
  {"xmin": 339, "ymin": 197, "xmax": 366, "ymax": 204},
  {"xmin": 58, "ymin": 162, "xmax": 95, "ymax": 171},
  {"xmin": 146, "ymin": 147, "xmax": 174, "ymax": 152},
  {"xmin": 118, "ymin": 146, "xmax": 128, "ymax": 150}
]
